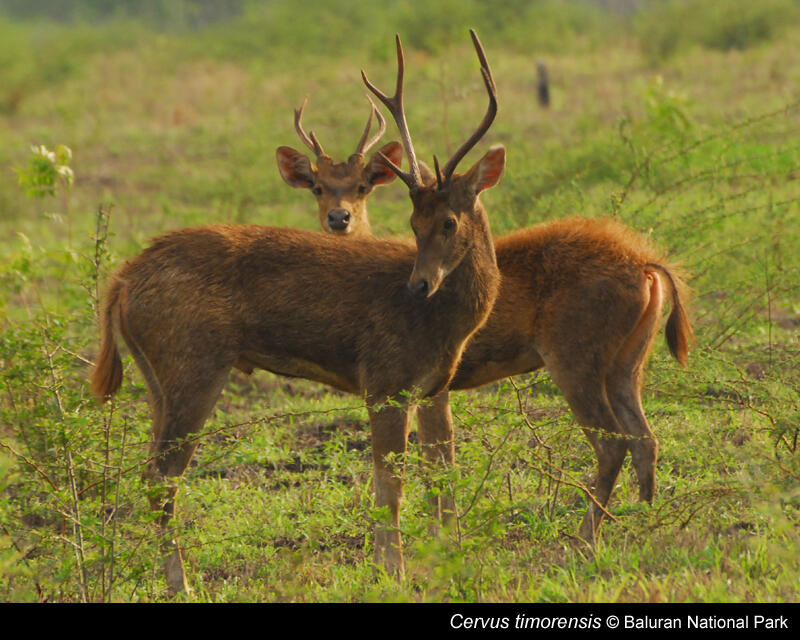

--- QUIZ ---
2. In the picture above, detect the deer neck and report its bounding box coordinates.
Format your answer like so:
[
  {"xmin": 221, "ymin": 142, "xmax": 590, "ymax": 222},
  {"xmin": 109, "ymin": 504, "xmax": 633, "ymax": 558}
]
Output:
[
  {"xmin": 436, "ymin": 203, "xmax": 499, "ymax": 344},
  {"xmin": 354, "ymin": 204, "xmax": 373, "ymax": 237}
]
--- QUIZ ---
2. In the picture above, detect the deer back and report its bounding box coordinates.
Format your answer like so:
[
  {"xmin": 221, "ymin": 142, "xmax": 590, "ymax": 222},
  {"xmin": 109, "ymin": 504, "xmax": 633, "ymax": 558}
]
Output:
[{"xmin": 111, "ymin": 224, "xmax": 496, "ymax": 398}]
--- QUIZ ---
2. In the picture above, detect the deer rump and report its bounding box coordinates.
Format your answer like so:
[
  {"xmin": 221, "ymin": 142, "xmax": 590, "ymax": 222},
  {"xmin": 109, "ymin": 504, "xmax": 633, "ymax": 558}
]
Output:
[{"xmin": 451, "ymin": 216, "xmax": 691, "ymax": 391}]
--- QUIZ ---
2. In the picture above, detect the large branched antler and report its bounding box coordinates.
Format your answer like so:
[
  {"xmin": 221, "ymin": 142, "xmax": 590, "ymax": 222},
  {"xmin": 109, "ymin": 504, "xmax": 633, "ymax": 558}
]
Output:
[
  {"xmin": 361, "ymin": 35, "xmax": 423, "ymax": 190},
  {"xmin": 362, "ymin": 30, "xmax": 497, "ymax": 191},
  {"xmin": 441, "ymin": 29, "xmax": 498, "ymax": 184}
]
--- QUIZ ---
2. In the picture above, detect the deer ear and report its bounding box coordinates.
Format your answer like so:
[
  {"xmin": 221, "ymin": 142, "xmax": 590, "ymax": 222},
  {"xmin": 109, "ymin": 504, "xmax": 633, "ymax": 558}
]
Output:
[
  {"xmin": 464, "ymin": 145, "xmax": 505, "ymax": 195},
  {"xmin": 277, "ymin": 146, "xmax": 315, "ymax": 189},
  {"xmin": 366, "ymin": 141, "xmax": 402, "ymax": 186}
]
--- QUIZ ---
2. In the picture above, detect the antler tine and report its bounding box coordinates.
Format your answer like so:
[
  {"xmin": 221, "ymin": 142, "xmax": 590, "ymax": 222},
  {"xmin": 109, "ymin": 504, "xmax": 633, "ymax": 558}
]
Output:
[
  {"xmin": 294, "ymin": 95, "xmax": 326, "ymax": 158},
  {"xmin": 441, "ymin": 29, "xmax": 498, "ymax": 182},
  {"xmin": 433, "ymin": 155, "xmax": 444, "ymax": 189},
  {"xmin": 361, "ymin": 34, "xmax": 422, "ymax": 189},
  {"xmin": 354, "ymin": 96, "xmax": 387, "ymax": 156}
]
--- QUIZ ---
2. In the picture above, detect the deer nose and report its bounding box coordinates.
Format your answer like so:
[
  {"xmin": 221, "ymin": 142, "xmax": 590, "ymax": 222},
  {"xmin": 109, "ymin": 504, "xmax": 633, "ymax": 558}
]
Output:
[
  {"xmin": 327, "ymin": 209, "xmax": 351, "ymax": 231},
  {"xmin": 407, "ymin": 279, "xmax": 429, "ymax": 297}
]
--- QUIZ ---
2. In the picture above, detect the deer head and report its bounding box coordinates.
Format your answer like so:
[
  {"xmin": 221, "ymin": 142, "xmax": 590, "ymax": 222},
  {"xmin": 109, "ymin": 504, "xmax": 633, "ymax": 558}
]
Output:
[
  {"xmin": 362, "ymin": 29, "xmax": 505, "ymax": 297},
  {"xmin": 276, "ymin": 96, "xmax": 403, "ymax": 236}
]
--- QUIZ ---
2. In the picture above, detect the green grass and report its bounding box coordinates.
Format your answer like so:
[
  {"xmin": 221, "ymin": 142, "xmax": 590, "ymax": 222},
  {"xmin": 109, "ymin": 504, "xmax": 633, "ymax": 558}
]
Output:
[{"xmin": 1, "ymin": 1, "xmax": 799, "ymax": 602}]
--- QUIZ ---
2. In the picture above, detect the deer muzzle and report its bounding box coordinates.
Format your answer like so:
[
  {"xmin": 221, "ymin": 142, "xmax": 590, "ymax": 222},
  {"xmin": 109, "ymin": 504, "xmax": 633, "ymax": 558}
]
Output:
[
  {"xmin": 327, "ymin": 208, "xmax": 352, "ymax": 232},
  {"xmin": 408, "ymin": 266, "xmax": 444, "ymax": 299}
]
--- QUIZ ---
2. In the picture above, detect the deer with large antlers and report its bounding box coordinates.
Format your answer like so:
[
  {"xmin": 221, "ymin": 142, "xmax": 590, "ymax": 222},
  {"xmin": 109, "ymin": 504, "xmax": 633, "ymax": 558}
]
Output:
[
  {"xmin": 91, "ymin": 30, "xmax": 503, "ymax": 591},
  {"xmin": 293, "ymin": 34, "xmax": 694, "ymax": 543},
  {"xmin": 276, "ymin": 95, "xmax": 403, "ymax": 236}
]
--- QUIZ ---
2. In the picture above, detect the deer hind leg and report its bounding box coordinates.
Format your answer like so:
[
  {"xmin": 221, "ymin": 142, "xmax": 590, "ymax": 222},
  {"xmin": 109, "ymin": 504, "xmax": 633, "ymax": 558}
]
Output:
[
  {"xmin": 555, "ymin": 375, "xmax": 628, "ymax": 543},
  {"xmin": 605, "ymin": 272, "xmax": 663, "ymax": 503},
  {"xmin": 416, "ymin": 390, "xmax": 456, "ymax": 532},
  {"xmin": 142, "ymin": 362, "xmax": 231, "ymax": 595},
  {"xmin": 541, "ymin": 283, "xmax": 639, "ymax": 542},
  {"xmin": 567, "ymin": 387, "xmax": 628, "ymax": 542},
  {"xmin": 367, "ymin": 394, "xmax": 412, "ymax": 579}
]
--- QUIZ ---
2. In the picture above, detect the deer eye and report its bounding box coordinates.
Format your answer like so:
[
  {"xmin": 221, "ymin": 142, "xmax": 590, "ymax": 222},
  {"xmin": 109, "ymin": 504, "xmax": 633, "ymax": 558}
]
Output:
[
  {"xmin": 358, "ymin": 185, "xmax": 367, "ymax": 194},
  {"xmin": 312, "ymin": 186, "xmax": 323, "ymax": 196},
  {"xmin": 443, "ymin": 218, "xmax": 456, "ymax": 232}
]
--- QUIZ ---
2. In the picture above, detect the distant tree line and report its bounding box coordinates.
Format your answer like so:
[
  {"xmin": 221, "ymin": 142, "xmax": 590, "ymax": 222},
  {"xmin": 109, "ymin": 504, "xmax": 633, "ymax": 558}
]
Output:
[{"xmin": 0, "ymin": 0, "xmax": 245, "ymax": 29}]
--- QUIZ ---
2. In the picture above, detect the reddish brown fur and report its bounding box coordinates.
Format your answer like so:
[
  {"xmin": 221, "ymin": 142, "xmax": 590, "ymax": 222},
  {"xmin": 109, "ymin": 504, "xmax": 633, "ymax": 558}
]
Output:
[
  {"xmin": 91, "ymin": 159, "xmax": 503, "ymax": 592},
  {"xmin": 452, "ymin": 217, "xmax": 692, "ymax": 388},
  {"xmin": 91, "ymin": 278, "xmax": 123, "ymax": 400},
  {"xmin": 92, "ymin": 222, "xmax": 500, "ymax": 591},
  {"xmin": 276, "ymin": 96, "xmax": 402, "ymax": 237},
  {"xmin": 300, "ymin": 175, "xmax": 694, "ymax": 540},
  {"xmin": 91, "ymin": 31, "xmax": 508, "ymax": 592},
  {"xmin": 288, "ymin": 29, "xmax": 694, "ymax": 540},
  {"xmin": 452, "ymin": 218, "xmax": 692, "ymax": 538},
  {"xmin": 277, "ymin": 143, "xmax": 402, "ymax": 236}
]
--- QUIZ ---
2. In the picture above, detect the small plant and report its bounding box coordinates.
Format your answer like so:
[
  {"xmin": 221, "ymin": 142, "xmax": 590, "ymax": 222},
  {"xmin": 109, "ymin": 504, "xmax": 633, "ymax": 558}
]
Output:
[
  {"xmin": 643, "ymin": 75, "xmax": 693, "ymax": 141},
  {"xmin": 14, "ymin": 144, "xmax": 74, "ymax": 200},
  {"xmin": 14, "ymin": 144, "xmax": 76, "ymax": 248}
]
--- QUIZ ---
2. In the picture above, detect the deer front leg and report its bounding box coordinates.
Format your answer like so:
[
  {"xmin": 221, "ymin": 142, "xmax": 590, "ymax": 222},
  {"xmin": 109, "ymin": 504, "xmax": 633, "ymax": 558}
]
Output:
[
  {"xmin": 416, "ymin": 390, "xmax": 456, "ymax": 532},
  {"xmin": 367, "ymin": 396, "xmax": 411, "ymax": 579}
]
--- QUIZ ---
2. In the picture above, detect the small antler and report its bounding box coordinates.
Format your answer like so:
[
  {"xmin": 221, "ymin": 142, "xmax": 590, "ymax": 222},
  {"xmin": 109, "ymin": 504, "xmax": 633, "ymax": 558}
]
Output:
[
  {"xmin": 354, "ymin": 96, "xmax": 387, "ymax": 156},
  {"xmin": 433, "ymin": 155, "xmax": 444, "ymax": 189},
  {"xmin": 294, "ymin": 95, "xmax": 326, "ymax": 158},
  {"xmin": 441, "ymin": 29, "xmax": 498, "ymax": 183},
  {"xmin": 361, "ymin": 34, "xmax": 423, "ymax": 190}
]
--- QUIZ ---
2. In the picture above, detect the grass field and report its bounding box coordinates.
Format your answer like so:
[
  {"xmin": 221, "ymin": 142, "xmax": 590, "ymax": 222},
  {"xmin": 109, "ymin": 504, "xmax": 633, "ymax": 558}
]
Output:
[{"xmin": 1, "ymin": 0, "xmax": 799, "ymax": 602}]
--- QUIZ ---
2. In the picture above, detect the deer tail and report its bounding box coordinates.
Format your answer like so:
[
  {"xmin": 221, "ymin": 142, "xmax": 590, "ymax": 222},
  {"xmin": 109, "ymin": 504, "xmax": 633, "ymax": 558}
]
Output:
[
  {"xmin": 91, "ymin": 277, "xmax": 125, "ymax": 401},
  {"xmin": 644, "ymin": 262, "xmax": 694, "ymax": 367}
]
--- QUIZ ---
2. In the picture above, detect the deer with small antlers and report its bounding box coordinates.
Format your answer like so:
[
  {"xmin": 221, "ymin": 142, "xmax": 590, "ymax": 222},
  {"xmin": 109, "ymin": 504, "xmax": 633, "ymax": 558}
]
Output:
[
  {"xmin": 91, "ymin": 30, "xmax": 504, "ymax": 592},
  {"xmin": 295, "ymin": 34, "xmax": 694, "ymax": 543},
  {"xmin": 276, "ymin": 95, "xmax": 402, "ymax": 236}
]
